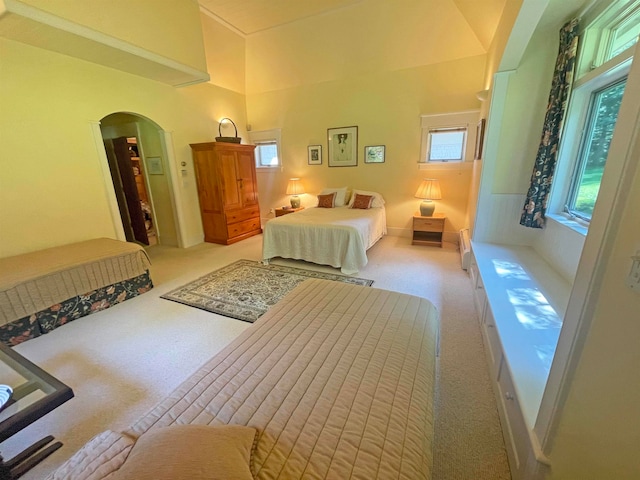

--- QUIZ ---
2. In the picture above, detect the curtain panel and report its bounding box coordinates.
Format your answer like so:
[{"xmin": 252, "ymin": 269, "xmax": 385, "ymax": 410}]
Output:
[{"xmin": 520, "ymin": 19, "xmax": 580, "ymax": 228}]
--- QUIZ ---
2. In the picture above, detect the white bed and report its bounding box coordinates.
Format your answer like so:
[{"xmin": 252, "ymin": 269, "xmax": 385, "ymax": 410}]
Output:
[{"xmin": 262, "ymin": 205, "xmax": 387, "ymax": 274}]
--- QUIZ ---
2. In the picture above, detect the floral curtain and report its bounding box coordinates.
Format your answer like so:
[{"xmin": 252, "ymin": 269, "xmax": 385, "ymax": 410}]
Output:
[{"xmin": 520, "ymin": 19, "xmax": 580, "ymax": 228}]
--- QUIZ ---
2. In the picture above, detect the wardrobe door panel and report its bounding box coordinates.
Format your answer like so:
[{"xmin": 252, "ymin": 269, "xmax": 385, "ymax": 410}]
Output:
[
  {"xmin": 236, "ymin": 150, "xmax": 259, "ymax": 207},
  {"xmin": 216, "ymin": 151, "xmax": 242, "ymax": 210}
]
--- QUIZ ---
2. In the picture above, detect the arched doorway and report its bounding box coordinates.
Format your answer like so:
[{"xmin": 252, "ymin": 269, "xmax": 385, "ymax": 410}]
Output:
[{"xmin": 100, "ymin": 112, "xmax": 179, "ymax": 247}]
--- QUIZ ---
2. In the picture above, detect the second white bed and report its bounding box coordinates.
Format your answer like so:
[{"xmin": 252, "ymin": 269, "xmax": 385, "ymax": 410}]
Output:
[{"xmin": 262, "ymin": 206, "xmax": 387, "ymax": 274}]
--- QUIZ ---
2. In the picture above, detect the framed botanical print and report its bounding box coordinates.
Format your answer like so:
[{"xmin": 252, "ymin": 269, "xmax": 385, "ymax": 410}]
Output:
[
  {"xmin": 308, "ymin": 145, "xmax": 322, "ymax": 165},
  {"xmin": 327, "ymin": 126, "xmax": 358, "ymax": 167},
  {"xmin": 364, "ymin": 145, "xmax": 385, "ymax": 163}
]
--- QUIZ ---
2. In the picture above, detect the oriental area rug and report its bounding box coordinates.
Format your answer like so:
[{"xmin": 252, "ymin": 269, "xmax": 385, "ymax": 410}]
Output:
[{"xmin": 161, "ymin": 259, "xmax": 374, "ymax": 323}]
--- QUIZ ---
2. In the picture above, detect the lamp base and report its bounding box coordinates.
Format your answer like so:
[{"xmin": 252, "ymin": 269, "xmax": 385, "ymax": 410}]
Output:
[
  {"xmin": 419, "ymin": 200, "xmax": 435, "ymax": 217},
  {"xmin": 290, "ymin": 196, "xmax": 301, "ymax": 208}
]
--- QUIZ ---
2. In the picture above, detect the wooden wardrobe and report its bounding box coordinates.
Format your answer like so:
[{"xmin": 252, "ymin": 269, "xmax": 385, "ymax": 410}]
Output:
[{"xmin": 190, "ymin": 142, "xmax": 261, "ymax": 245}]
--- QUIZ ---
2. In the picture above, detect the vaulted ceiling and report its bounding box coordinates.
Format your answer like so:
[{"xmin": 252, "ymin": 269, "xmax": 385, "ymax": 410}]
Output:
[{"xmin": 199, "ymin": 0, "xmax": 508, "ymax": 49}]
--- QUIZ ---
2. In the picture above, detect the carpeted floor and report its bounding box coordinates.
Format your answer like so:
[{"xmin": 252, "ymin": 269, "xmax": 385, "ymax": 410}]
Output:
[
  {"xmin": 161, "ymin": 259, "xmax": 373, "ymax": 322},
  {"xmin": 4, "ymin": 234, "xmax": 511, "ymax": 480}
]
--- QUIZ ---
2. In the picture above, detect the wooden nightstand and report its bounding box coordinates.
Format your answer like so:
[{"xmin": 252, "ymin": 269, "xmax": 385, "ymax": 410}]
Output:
[
  {"xmin": 275, "ymin": 206, "xmax": 304, "ymax": 217},
  {"xmin": 412, "ymin": 213, "xmax": 445, "ymax": 247}
]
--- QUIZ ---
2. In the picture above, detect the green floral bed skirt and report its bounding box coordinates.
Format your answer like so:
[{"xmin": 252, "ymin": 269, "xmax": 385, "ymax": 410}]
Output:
[{"xmin": 0, "ymin": 271, "xmax": 153, "ymax": 347}]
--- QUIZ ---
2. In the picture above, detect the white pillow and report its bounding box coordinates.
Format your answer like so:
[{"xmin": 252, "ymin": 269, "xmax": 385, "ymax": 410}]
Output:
[
  {"xmin": 348, "ymin": 189, "xmax": 385, "ymax": 208},
  {"xmin": 319, "ymin": 187, "xmax": 348, "ymax": 207}
]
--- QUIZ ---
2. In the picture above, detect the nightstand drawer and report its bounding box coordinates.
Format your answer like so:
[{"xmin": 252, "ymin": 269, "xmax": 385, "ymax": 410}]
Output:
[{"xmin": 413, "ymin": 217, "xmax": 445, "ymax": 232}]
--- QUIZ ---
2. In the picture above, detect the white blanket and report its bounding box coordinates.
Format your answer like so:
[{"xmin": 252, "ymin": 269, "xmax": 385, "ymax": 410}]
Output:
[{"xmin": 262, "ymin": 206, "xmax": 386, "ymax": 274}]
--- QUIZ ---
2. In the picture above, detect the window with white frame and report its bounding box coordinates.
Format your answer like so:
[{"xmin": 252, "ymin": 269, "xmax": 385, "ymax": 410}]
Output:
[
  {"xmin": 566, "ymin": 77, "xmax": 627, "ymax": 219},
  {"xmin": 419, "ymin": 111, "xmax": 478, "ymax": 164},
  {"xmin": 248, "ymin": 129, "xmax": 282, "ymax": 168},
  {"xmin": 551, "ymin": 0, "xmax": 637, "ymax": 223},
  {"xmin": 427, "ymin": 127, "xmax": 467, "ymax": 162}
]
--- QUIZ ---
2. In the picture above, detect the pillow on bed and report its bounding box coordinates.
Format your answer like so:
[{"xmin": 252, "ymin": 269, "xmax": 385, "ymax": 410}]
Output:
[
  {"xmin": 317, "ymin": 192, "xmax": 336, "ymax": 208},
  {"xmin": 351, "ymin": 193, "xmax": 374, "ymax": 209},
  {"xmin": 319, "ymin": 187, "xmax": 348, "ymax": 207},
  {"xmin": 348, "ymin": 189, "xmax": 385, "ymax": 208},
  {"xmin": 110, "ymin": 425, "xmax": 256, "ymax": 480}
]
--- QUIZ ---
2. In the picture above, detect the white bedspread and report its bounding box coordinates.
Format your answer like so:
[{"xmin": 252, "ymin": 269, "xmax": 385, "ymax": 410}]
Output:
[{"xmin": 262, "ymin": 206, "xmax": 386, "ymax": 274}]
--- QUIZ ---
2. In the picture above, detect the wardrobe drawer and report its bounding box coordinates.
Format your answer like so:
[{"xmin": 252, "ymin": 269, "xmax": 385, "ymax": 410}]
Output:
[
  {"xmin": 227, "ymin": 217, "xmax": 261, "ymax": 238},
  {"xmin": 226, "ymin": 207, "xmax": 260, "ymax": 224}
]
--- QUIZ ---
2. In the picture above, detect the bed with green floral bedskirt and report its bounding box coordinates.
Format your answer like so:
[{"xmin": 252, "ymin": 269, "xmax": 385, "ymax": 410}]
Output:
[
  {"xmin": 0, "ymin": 238, "xmax": 153, "ymax": 346},
  {"xmin": 0, "ymin": 272, "xmax": 153, "ymax": 346}
]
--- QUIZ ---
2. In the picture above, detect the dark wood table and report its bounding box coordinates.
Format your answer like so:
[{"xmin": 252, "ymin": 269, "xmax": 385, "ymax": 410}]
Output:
[{"xmin": 0, "ymin": 344, "xmax": 74, "ymax": 479}]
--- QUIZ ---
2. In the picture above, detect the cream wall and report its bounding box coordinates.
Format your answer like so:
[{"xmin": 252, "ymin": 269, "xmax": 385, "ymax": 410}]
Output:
[
  {"xmin": 137, "ymin": 119, "xmax": 179, "ymax": 247},
  {"xmin": 493, "ymin": 24, "xmax": 555, "ymax": 194},
  {"xmin": 0, "ymin": 36, "xmax": 246, "ymax": 257},
  {"xmin": 14, "ymin": 0, "xmax": 207, "ymax": 71},
  {"xmin": 245, "ymin": 0, "xmax": 487, "ymax": 237},
  {"xmin": 483, "ymin": 0, "xmax": 524, "ymax": 90},
  {"xmin": 200, "ymin": 12, "xmax": 245, "ymax": 94},
  {"xmin": 246, "ymin": 0, "xmax": 485, "ymax": 94},
  {"xmin": 466, "ymin": 0, "xmax": 523, "ymax": 233}
]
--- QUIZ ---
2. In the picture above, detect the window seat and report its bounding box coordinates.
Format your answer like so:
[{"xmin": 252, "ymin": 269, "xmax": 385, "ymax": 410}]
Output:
[{"xmin": 469, "ymin": 241, "xmax": 572, "ymax": 477}]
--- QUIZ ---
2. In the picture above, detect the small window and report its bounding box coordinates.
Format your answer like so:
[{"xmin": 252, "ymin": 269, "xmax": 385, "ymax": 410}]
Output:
[
  {"xmin": 248, "ymin": 129, "xmax": 281, "ymax": 168},
  {"xmin": 427, "ymin": 128, "xmax": 467, "ymax": 162},
  {"xmin": 255, "ymin": 141, "xmax": 279, "ymax": 167},
  {"xmin": 566, "ymin": 77, "xmax": 627, "ymax": 220},
  {"xmin": 419, "ymin": 111, "xmax": 478, "ymax": 165}
]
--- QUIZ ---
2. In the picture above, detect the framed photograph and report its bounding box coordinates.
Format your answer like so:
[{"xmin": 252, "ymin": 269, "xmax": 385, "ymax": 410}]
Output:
[
  {"xmin": 364, "ymin": 145, "xmax": 385, "ymax": 163},
  {"xmin": 308, "ymin": 145, "xmax": 322, "ymax": 165},
  {"xmin": 327, "ymin": 126, "xmax": 358, "ymax": 167},
  {"xmin": 146, "ymin": 156, "xmax": 164, "ymax": 175},
  {"xmin": 474, "ymin": 119, "xmax": 486, "ymax": 160}
]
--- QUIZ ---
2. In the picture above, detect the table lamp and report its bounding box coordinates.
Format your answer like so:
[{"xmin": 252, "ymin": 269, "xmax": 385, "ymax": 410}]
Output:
[
  {"xmin": 286, "ymin": 178, "xmax": 304, "ymax": 208},
  {"xmin": 415, "ymin": 178, "xmax": 442, "ymax": 216}
]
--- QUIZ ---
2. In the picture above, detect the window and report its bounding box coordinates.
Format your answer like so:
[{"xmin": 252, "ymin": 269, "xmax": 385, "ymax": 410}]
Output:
[
  {"xmin": 419, "ymin": 111, "xmax": 479, "ymax": 164},
  {"xmin": 608, "ymin": 8, "xmax": 640, "ymax": 58},
  {"xmin": 248, "ymin": 129, "xmax": 282, "ymax": 169},
  {"xmin": 566, "ymin": 78, "xmax": 627, "ymax": 220},
  {"xmin": 550, "ymin": 0, "xmax": 636, "ymax": 225},
  {"xmin": 255, "ymin": 141, "xmax": 279, "ymax": 167},
  {"xmin": 427, "ymin": 128, "xmax": 467, "ymax": 162},
  {"xmin": 576, "ymin": 0, "xmax": 639, "ymax": 76}
]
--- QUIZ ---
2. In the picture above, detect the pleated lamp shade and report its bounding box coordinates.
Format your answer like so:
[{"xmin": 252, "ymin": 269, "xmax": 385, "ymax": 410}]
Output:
[
  {"xmin": 415, "ymin": 179, "xmax": 442, "ymax": 217},
  {"xmin": 286, "ymin": 178, "xmax": 304, "ymax": 208}
]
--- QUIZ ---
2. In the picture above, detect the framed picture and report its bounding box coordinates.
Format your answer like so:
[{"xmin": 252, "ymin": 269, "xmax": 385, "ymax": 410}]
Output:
[
  {"xmin": 364, "ymin": 145, "xmax": 385, "ymax": 163},
  {"xmin": 308, "ymin": 145, "xmax": 322, "ymax": 165},
  {"xmin": 327, "ymin": 126, "xmax": 358, "ymax": 167},
  {"xmin": 474, "ymin": 119, "xmax": 486, "ymax": 160},
  {"xmin": 146, "ymin": 156, "xmax": 164, "ymax": 175}
]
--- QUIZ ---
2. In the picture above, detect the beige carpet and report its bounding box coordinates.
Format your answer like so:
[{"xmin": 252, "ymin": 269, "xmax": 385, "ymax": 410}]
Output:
[{"xmin": 3, "ymin": 234, "xmax": 510, "ymax": 480}]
